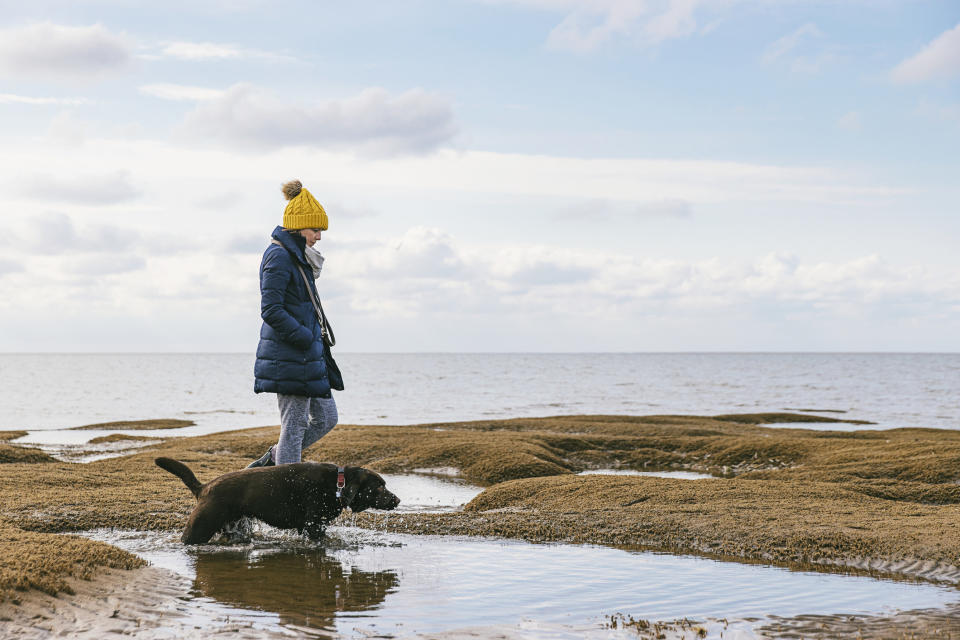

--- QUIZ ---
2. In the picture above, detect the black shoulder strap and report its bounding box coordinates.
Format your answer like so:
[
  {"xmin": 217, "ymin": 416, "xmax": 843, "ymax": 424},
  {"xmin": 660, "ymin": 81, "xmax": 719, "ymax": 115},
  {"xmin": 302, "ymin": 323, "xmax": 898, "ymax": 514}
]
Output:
[{"xmin": 273, "ymin": 239, "xmax": 336, "ymax": 347}]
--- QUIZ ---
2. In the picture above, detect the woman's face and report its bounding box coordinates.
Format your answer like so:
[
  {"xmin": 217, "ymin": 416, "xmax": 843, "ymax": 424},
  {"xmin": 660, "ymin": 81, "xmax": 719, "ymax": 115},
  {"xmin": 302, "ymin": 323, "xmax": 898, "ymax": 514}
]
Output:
[{"xmin": 299, "ymin": 228, "xmax": 322, "ymax": 247}]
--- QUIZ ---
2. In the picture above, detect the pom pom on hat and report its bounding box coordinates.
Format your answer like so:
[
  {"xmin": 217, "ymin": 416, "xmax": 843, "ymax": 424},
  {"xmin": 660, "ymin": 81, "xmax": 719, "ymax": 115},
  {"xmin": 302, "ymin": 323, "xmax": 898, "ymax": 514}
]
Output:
[
  {"xmin": 281, "ymin": 180, "xmax": 302, "ymax": 201},
  {"xmin": 281, "ymin": 179, "xmax": 328, "ymax": 230}
]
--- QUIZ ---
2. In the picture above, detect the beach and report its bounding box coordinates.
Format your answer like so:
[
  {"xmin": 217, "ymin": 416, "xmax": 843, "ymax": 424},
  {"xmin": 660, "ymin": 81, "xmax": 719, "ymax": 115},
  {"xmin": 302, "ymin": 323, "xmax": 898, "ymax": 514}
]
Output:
[
  {"xmin": 2, "ymin": 0, "xmax": 958, "ymax": 634},
  {"xmin": 3, "ymin": 412, "xmax": 960, "ymax": 637}
]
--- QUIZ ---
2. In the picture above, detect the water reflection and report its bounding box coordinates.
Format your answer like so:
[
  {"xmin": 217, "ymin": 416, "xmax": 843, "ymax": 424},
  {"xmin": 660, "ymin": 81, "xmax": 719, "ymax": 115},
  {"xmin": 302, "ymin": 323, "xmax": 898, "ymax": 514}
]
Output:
[
  {"xmin": 79, "ymin": 526, "xmax": 960, "ymax": 638},
  {"xmin": 191, "ymin": 547, "xmax": 398, "ymax": 630}
]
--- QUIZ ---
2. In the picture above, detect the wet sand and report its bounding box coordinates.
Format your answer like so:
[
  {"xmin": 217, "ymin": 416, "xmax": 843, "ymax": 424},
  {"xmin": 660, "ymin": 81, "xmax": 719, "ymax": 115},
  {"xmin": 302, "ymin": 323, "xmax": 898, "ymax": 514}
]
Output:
[
  {"xmin": 3, "ymin": 412, "xmax": 960, "ymax": 637},
  {"xmin": 0, "ymin": 566, "xmax": 297, "ymax": 639}
]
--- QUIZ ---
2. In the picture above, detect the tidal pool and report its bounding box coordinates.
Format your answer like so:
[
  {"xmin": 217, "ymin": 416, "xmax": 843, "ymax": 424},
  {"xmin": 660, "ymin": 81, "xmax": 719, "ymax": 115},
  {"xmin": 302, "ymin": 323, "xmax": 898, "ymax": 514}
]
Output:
[
  {"xmin": 78, "ymin": 472, "xmax": 960, "ymax": 638},
  {"xmin": 80, "ymin": 526, "xmax": 960, "ymax": 639}
]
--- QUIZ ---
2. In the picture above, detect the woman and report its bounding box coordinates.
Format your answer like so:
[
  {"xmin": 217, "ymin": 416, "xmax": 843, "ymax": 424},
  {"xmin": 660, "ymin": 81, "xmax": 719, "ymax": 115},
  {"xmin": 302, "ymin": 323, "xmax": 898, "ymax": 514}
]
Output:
[{"xmin": 248, "ymin": 179, "xmax": 338, "ymax": 467}]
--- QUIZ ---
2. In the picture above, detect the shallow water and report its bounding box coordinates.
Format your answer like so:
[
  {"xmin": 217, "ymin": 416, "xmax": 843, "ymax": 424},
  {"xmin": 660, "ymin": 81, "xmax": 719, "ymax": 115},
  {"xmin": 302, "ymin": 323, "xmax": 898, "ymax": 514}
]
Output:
[
  {"xmin": 381, "ymin": 473, "xmax": 484, "ymax": 512},
  {"xmin": 75, "ymin": 471, "xmax": 960, "ymax": 638},
  {"xmin": 79, "ymin": 526, "xmax": 960, "ymax": 639},
  {"xmin": 578, "ymin": 469, "xmax": 714, "ymax": 479},
  {"xmin": 32, "ymin": 437, "xmax": 163, "ymax": 463}
]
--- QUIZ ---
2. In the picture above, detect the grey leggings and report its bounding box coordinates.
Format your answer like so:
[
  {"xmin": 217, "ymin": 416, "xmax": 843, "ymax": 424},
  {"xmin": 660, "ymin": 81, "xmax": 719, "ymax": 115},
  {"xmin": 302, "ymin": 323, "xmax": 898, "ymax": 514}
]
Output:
[{"xmin": 274, "ymin": 393, "xmax": 339, "ymax": 464}]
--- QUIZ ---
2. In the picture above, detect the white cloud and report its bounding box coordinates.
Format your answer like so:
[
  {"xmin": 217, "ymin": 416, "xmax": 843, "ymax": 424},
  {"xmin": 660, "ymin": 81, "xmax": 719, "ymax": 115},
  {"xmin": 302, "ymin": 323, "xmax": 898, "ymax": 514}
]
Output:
[
  {"xmin": 559, "ymin": 197, "xmax": 692, "ymax": 221},
  {"xmin": 195, "ymin": 190, "xmax": 246, "ymax": 211},
  {"xmin": 139, "ymin": 83, "xmax": 225, "ymax": 102},
  {"xmin": 325, "ymin": 200, "xmax": 380, "ymax": 220},
  {"xmin": 2, "ymin": 213, "xmax": 195, "ymax": 257},
  {"xmin": 162, "ymin": 41, "xmax": 244, "ymax": 59},
  {"xmin": 73, "ymin": 254, "xmax": 146, "ymax": 275},
  {"xmin": 487, "ymin": 245, "xmax": 597, "ymax": 286},
  {"xmin": 892, "ymin": 22, "xmax": 960, "ymax": 84},
  {"xmin": 642, "ymin": 0, "xmax": 704, "ymax": 44},
  {"xmin": 20, "ymin": 171, "xmax": 141, "ymax": 205},
  {"xmin": 0, "ymin": 94, "xmax": 91, "ymax": 106},
  {"xmin": 0, "ymin": 23, "xmax": 131, "ymax": 78},
  {"xmin": 762, "ymin": 22, "xmax": 823, "ymax": 64},
  {"xmin": 7, "ymin": 212, "xmax": 133, "ymax": 255},
  {"xmin": 0, "ymin": 135, "xmax": 905, "ymax": 216},
  {"xmin": 226, "ymin": 233, "xmax": 271, "ymax": 254},
  {"xmin": 179, "ymin": 84, "xmax": 457, "ymax": 155},
  {"xmin": 1, "ymin": 215, "xmax": 957, "ymax": 350},
  {"xmin": 326, "ymin": 229, "xmax": 960, "ymax": 324},
  {"xmin": 160, "ymin": 40, "xmax": 295, "ymax": 62},
  {"xmin": 319, "ymin": 148, "xmax": 901, "ymax": 205},
  {"xmin": 45, "ymin": 111, "xmax": 90, "ymax": 147},
  {"xmin": 0, "ymin": 258, "xmax": 24, "ymax": 276},
  {"xmin": 342, "ymin": 227, "xmax": 468, "ymax": 279},
  {"xmin": 760, "ymin": 22, "xmax": 837, "ymax": 73},
  {"xmin": 6, "ymin": 212, "xmax": 78, "ymax": 254},
  {"xmin": 546, "ymin": 2, "xmax": 654, "ymax": 51},
  {"xmin": 483, "ymin": 0, "xmax": 731, "ymax": 51},
  {"xmin": 635, "ymin": 198, "xmax": 692, "ymax": 217}
]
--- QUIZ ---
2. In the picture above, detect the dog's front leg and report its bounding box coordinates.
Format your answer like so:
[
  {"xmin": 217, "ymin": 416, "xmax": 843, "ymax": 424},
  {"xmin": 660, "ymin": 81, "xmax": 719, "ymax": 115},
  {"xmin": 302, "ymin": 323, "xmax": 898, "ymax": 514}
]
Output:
[{"xmin": 303, "ymin": 522, "xmax": 326, "ymax": 541}]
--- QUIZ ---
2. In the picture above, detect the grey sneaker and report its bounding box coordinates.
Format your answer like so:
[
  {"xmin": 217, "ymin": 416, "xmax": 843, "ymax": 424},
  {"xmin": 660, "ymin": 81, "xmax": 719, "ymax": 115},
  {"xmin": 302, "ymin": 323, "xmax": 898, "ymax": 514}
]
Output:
[{"xmin": 246, "ymin": 447, "xmax": 275, "ymax": 468}]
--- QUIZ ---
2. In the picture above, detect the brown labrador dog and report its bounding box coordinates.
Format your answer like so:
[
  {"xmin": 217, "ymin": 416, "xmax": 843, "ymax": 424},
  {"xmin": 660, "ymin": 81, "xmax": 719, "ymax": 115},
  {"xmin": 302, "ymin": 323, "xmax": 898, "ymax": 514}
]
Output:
[{"xmin": 156, "ymin": 457, "xmax": 400, "ymax": 544}]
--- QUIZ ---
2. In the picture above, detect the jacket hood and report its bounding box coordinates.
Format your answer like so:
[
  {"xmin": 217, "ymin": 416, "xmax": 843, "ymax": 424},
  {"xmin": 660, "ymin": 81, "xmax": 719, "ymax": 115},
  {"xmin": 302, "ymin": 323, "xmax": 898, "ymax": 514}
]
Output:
[{"xmin": 271, "ymin": 225, "xmax": 308, "ymax": 266}]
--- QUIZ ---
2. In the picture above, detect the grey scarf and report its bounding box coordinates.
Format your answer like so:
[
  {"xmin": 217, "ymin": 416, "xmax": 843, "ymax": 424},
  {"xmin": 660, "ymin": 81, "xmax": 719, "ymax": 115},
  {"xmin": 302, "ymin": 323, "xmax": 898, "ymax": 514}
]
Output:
[{"xmin": 304, "ymin": 245, "xmax": 324, "ymax": 279}]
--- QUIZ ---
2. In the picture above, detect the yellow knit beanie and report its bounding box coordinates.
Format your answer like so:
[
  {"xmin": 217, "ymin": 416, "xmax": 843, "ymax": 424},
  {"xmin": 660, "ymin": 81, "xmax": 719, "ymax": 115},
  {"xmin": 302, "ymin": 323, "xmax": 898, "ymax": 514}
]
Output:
[{"xmin": 281, "ymin": 180, "xmax": 328, "ymax": 230}]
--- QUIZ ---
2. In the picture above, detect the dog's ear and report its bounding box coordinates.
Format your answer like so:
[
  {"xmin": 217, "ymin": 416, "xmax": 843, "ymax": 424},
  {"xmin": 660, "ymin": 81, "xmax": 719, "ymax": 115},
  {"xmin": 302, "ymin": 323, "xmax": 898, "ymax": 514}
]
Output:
[{"xmin": 339, "ymin": 470, "xmax": 363, "ymax": 510}]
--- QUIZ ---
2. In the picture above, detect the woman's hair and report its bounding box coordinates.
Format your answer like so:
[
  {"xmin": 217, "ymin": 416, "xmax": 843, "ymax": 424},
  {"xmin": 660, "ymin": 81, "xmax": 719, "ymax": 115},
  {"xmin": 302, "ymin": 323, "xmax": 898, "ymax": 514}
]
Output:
[{"xmin": 281, "ymin": 180, "xmax": 302, "ymax": 201}]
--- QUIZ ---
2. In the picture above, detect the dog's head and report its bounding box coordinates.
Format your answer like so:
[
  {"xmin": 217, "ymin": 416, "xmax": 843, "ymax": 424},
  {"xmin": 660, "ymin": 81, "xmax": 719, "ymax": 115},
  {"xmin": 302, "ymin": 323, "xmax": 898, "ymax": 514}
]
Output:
[{"xmin": 341, "ymin": 468, "xmax": 400, "ymax": 513}]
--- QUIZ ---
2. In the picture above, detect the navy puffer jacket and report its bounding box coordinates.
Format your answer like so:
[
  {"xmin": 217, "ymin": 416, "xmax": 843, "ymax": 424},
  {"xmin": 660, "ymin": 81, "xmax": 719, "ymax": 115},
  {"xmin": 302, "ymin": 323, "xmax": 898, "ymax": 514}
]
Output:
[{"xmin": 254, "ymin": 226, "xmax": 330, "ymax": 397}]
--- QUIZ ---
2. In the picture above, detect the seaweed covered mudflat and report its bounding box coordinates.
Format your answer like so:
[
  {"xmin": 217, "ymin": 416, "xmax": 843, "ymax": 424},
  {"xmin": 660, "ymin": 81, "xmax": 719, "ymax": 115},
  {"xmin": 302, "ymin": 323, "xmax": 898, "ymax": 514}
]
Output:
[
  {"xmin": 68, "ymin": 418, "xmax": 196, "ymax": 431},
  {"xmin": 2, "ymin": 412, "xmax": 960, "ymax": 636}
]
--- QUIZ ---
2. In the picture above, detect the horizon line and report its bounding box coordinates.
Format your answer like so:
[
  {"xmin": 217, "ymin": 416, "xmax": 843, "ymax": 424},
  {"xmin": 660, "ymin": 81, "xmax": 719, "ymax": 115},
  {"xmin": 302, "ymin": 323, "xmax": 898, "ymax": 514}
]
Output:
[{"xmin": 1, "ymin": 351, "xmax": 958, "ymax": 356}]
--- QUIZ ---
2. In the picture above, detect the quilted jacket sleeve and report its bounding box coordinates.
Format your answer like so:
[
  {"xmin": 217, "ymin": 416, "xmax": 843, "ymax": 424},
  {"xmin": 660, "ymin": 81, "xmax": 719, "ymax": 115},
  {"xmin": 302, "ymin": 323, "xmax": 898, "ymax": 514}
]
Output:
[{"xmin": 260, "ymin": 248, "xmax": 313, "ymax": 349}]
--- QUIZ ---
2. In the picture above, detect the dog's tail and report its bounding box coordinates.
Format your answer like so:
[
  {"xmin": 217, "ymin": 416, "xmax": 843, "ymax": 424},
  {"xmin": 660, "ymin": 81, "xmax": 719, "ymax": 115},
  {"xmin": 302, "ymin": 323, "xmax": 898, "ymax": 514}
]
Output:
[{"xmin": 155, "ymin": 457, "xmax": 203, "ymax": 498}]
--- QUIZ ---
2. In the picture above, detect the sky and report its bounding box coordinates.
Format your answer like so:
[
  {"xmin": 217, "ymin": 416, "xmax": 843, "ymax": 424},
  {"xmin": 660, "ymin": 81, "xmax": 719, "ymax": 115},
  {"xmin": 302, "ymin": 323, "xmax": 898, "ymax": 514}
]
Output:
[{"xmin": 0, "ymin": 0, "xmax": 958, "ymax": 352}]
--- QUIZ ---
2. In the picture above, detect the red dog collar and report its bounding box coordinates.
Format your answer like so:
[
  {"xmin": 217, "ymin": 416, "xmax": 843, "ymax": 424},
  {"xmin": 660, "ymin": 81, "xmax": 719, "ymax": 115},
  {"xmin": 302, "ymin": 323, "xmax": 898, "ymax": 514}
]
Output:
[{"xmin": 336, "ymin": 466, "xmax": 345, "ymax": 498}]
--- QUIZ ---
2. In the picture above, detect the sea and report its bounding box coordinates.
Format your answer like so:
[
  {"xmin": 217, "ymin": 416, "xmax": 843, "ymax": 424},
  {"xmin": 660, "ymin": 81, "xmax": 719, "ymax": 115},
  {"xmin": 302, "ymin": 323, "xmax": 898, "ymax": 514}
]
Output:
[{"xmin": 1, "ymin": 353, "xmax": 958, "ymax": 442}]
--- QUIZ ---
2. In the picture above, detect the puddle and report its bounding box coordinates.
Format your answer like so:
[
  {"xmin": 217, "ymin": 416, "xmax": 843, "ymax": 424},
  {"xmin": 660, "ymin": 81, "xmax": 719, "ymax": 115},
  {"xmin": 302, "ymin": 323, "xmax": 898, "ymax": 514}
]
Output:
[
  {"xmin": 13, "ymin": 427, "xmax": 223, "ymax": 446},
  {"xmin": 79, "ymin": 526, "xmax": 960, "ymax": 639},
  {"xmin": 760, "ymin": 421, "xmax": 867, "ymax": 432},
  {"xmin": 411, "ymin": 466, "xmax": 459, "ymax": 476},
  {"xmin": 22, "ymin": 438, "xmax": 162, "ymax": 463},
  {"xmin": 380, "ymin": 473, "xmax": 483, "ymax": 512},
  {"xmin": 13, "ymin": 428, "xmax": 208, "ymax": 463},
  {"xmin": 11, "ymin": 423, "xmax": 273, "ymax": 462},
  {"xmin": 74, "ymin": 470, "xmax": 960, "ymax": 638},
  {"xmin": 578, "ymin": 469, "xmax": 714, "ymax": 480}
]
